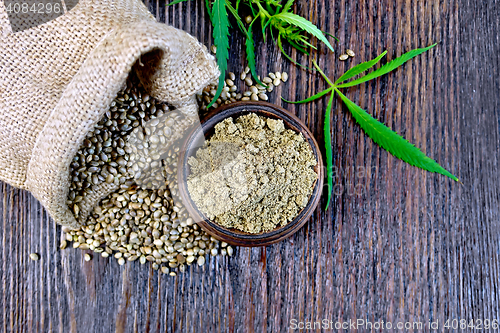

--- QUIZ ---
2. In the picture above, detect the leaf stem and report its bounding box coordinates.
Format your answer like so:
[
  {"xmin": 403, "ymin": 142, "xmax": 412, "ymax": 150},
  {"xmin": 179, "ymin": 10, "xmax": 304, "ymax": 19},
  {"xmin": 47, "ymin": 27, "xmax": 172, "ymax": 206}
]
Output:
[{"xmin": 312, "ymin": 59, "xmax": 333, "ymax": 86}]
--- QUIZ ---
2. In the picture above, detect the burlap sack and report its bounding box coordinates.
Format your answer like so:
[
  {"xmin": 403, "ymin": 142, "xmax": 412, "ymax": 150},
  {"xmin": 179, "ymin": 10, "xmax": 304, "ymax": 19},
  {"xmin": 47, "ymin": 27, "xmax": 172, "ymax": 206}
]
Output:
[{"xmin": 0, "ymin": 0, "xmax": 219, "ymax": 228}]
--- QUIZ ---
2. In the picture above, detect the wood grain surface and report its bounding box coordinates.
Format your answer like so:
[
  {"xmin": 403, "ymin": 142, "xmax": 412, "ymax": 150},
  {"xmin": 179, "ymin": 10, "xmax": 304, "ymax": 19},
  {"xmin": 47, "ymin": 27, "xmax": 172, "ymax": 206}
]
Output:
[{"xmin": 1, "ymin": 0, "xmax": 499, "ymax": 332}]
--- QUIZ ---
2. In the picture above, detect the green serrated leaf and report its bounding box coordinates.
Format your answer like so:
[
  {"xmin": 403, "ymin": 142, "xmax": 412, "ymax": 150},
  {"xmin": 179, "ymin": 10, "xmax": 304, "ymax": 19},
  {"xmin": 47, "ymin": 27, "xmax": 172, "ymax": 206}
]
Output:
[
  {"xmin": 226, "ymin": 0, "xmax": 247, "ymax": 34},
  {"xmin": 168, "ymin": 0, "xmax": 189, "ymax": 5},
  {"xmin": 334, "ymin": 51, "xmax": 387, "ymax": 85},
  {"xmin": 249, "ymin": 2, "xmax": 258, "ymax": 17},
  {"xmin": 336, "ymin": 44, "xmax": 437, "ymax": 88},
  {"xmin": 272, "ymin": 12, "xmax": 334, "ymax": 52},
  {"xmin": 245, "ymin": 26, "xmax": 266, "ymax": 87},
  {"xmin": 286, "ymin": 38, "xmax": 309, "ymax": 54},
  {"xmin": 335, "ymin": 89, "xmax": 458, "ymax": 181},
  {"xmin": 297, "ymin": 38, "xmax": 318, "ymax": 50},
  {"xmin": 324, "ymin": 92, "xmax": 334, "ymax": 210},
  {"xmin": 208, "ymin": 0, "xmax": 229, "ymax": 108},
  {"xmin": 282, "ymin": 87, "xmax": 332, "ymax": 104},
  {"xmin": 266, "ymin": 0, "xmax": 280, "ymax": 7},
  {"xmin": 225, "ymin": 0, "xmax": 238, "ymax": 18},
  {"xmin": 323, "ymin": 31, "xmax": 339, "ymax": 42},
  {"xmin": 282, "ymin": 0, "xmax": 294, "ymax": 13}
]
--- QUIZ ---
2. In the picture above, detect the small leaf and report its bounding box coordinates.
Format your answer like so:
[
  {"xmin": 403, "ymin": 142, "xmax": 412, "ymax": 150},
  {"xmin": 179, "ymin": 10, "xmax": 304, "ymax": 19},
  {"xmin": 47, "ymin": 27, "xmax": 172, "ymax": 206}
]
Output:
[
  {"xmin": 249, "ymin": 2, "xmax": 258, "ymax": 18},
  {"xmin": 297, "ymin": 38, "xmax": 318, "ymax": 50},
  {"xmin": 323, "ymin": 31, "xmax": 340, "ymax": 42},
  {"xmin": 272, "ymin": 12, "xmax": 334, "ymax": 52},
  {"xmin": 168, "ymin": 0, "xmax": 189, "ymax": 5},
  {"xmin": 225, "ymin": 0, "xmax": 238, "ymax": 18},
  {"xmin": 282, "ymin": 0, "xmax": 294, "ymax": 13},
  {"xmin": 334, "ymin": 51, "xmax": 387, "ymax": 84},
  {"xmin": 282, "ymin": 87, "xmax": 332, "ymax": 104},
  {"xmin": 245, "ymin": 26, "xmax": 266, "ymax": 87},
  {"xmin": 324, "ymin": 92, "xmax": 335, "ymax": 210},
  {"xmin": 208, "ymin": 0, "xmax": 229, "ymax": 108},
  {"xmin": 266, "ymin": 0, "xmax": 281, "ymax": 7},
  {"xmin": 286, "ymin": 38, "xmax": 309, "ymax": 55},
  {"xmin": 336, "ymin": 44, "xmax": 437, "ymax": 88},
  {"xmin": 335, "ymin": 89, "xmax": 459, "ymax": 181},
  {"xmin": 225, "ymin": 0, "xmax": 247, "ymax": 33}
]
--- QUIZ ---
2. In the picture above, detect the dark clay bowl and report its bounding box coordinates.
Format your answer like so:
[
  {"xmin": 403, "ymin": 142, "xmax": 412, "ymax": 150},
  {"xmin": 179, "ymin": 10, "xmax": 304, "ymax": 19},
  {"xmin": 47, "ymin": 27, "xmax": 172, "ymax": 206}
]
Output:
[{"xmin": 177, "ymin": 101, "xmax": 323, "ymax": 247}]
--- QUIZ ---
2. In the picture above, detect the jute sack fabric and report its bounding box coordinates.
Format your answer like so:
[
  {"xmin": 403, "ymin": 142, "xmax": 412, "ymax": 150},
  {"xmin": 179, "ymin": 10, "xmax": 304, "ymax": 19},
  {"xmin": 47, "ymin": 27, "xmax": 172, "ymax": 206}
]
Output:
[{"xmin": 0, "ymin": 0, "xmax": 219, "ymax": 228}]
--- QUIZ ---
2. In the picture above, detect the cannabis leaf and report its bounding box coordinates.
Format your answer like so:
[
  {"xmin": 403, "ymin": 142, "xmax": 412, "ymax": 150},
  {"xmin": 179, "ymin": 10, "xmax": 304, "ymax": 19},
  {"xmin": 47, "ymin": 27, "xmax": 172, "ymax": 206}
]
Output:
[
  {"xmin": 271, "ymin": 12, "xmax": 334, "ymax": 52},
  {"xmin": 334, "ymin": 51, "xmax": 387, "ymax": 84},
  {"xmin": 284, "ymin": 44, "xmax": 459, "ymax": 210},
  {"xmin": 171, "ymin": 0, "xmax": 336, "ymax": 106},
  {"xmin": 168, "ymin": 0, "xmax": 188, "ymax": 5},
  {"xmin": 335, "ymin": 89, "xmax": 458, "ymax": 181},
  {"xmin": 336, "ymin": 44, "xmax": 437, "ymax": 88},
  {"xmin": 245, "ymin": 26, "xmax": 266, "ymax": 87},
  {"xmin": 208, "ymin": 0, "xmax": 230, "ymax": 108},
  {"xmin": 282, "ymin": 0, "xmax": 294, "ymax": 13}
]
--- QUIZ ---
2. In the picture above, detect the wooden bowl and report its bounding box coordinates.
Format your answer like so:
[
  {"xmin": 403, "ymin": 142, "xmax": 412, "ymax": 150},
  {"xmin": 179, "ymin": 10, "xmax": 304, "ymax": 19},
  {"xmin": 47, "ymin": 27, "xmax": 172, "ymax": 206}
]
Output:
[{"xmin": 177, "ymin": 101, "xmax": 324, "ymax": 247}]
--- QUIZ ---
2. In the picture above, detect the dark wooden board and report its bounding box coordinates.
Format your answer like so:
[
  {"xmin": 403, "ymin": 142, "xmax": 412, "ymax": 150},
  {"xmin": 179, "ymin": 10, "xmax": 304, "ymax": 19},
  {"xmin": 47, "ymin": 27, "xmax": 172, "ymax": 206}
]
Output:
[{"xmin": 1, "ymin": 0, "xmax": 499, "ymax": 332}]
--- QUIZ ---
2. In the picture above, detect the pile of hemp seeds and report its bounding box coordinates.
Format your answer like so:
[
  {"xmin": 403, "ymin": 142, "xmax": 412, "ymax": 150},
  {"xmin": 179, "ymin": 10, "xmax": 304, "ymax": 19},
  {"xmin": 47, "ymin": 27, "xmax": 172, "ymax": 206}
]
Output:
[{"xmin": 61, "ymin": 64, "xmax": 290, "ymax": 275}]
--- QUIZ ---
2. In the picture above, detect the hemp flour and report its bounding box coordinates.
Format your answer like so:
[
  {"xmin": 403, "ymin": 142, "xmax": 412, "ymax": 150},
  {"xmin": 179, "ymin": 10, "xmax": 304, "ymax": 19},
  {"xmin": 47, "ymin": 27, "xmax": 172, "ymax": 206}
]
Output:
[{"xmin": 187, "ymin": 113, "xmax": 317, "ymax": 233}]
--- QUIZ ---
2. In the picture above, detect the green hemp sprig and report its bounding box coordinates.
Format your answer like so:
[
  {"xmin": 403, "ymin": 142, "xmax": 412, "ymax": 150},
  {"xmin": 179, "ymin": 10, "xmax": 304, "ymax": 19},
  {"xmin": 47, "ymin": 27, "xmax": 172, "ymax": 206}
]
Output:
[
  {"xmin": 284, "ymin": 44, "xmax": 460, "ymax": 209},
  {"xmin": 169, "ymin": 0, "xmax": 334, "ymax": 107}
]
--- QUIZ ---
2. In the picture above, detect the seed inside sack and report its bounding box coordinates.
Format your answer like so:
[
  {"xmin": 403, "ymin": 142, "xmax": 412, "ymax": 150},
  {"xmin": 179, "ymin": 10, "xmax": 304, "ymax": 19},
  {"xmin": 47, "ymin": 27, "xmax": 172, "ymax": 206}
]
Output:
[
  {"xmin": 65, "ymin": 68, "xmax": 289, "ymax": 274},
  {"xmin": 65, "ymin": 76, "xmax": 232, "ymax": 274}
]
